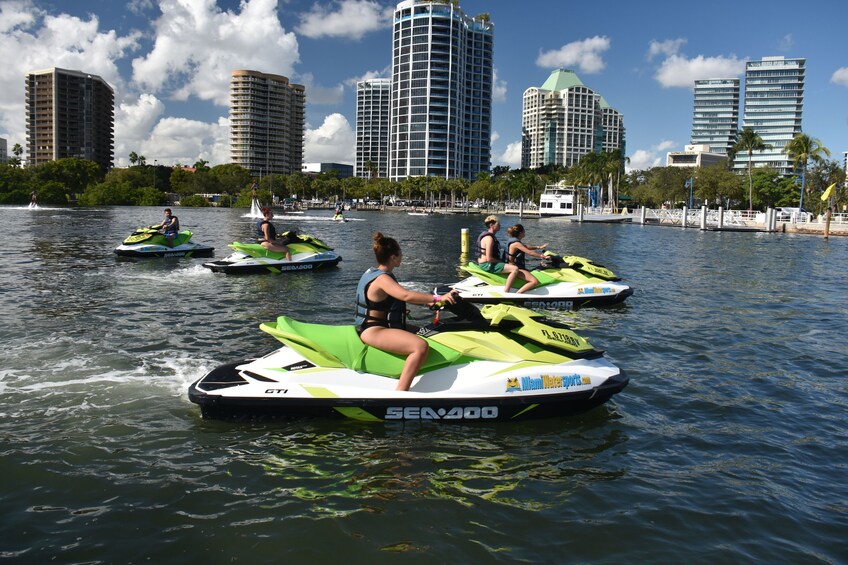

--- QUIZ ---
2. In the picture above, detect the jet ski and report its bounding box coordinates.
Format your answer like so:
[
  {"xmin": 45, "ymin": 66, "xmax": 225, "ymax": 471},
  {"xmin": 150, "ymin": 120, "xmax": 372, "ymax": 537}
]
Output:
[
  {"xmin": 114, "ymin": 227, "xmax": 214, "ymax": 258},
  {"xmin": 188, "ymin": 299, "xmax": 628, "ymax": 421},
  {"xmin": 202, "ymin": 230, "xmax": 341, "ymax": 274},
  {"xmin": 443, "ymin": 252, "xmax": 633, "ymax": 311}
]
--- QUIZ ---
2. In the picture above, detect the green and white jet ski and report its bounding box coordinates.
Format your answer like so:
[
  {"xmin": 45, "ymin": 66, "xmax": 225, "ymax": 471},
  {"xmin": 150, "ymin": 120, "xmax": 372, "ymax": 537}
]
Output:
[
  {"xmin": 202, "ymin": 231, "xmax": 342, "ymax": 274},
  {"xmin": 114, "ymin": 227, "xmax": 214, "ymax": 258},
  {"xmin": 188, "ymin": 299, "xmax": 628, "ymax": 421},
  {"xmin": 444, "ymin": 253, "xmax": 633, "ymax": 311}
]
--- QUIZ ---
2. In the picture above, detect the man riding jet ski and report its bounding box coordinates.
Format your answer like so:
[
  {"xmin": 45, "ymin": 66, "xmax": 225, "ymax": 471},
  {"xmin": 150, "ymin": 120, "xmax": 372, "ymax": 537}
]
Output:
[
  {"xmin": 202, "ymin": 229, "xmax": 341, "ymax": 274},
  {"xmin": 114, "ymin": 227, "xmax": 214, "ymax": 258},
  {"xmin": 188, "ymin": 298, "xmax": 628, "ymax": 421},
  {"xmin": 445, "ymin": 251, "xmax": 633, "ymax": 311}
]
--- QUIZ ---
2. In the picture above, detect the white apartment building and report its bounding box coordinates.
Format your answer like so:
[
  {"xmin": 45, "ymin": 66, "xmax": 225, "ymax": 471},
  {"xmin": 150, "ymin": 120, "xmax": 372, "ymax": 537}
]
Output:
[
  {"xmin": 229, "ymin": 70, "xmax": 305, "ymax": 177},
  {"xmin": 734, "ymin": 56, "xmax": 804, "ymax": 176},
  {"xmin": 692, "ymin": 78, "xmax": 739, "ymax": 155},
  {"xmin": 355, "ymin": 78, "xmax": 391, "ymax": 178},
  {"xmin": 667, "ymin": 144, "xmax": 728, "ymax": 168},
  {"xmin": 388, "ymin": 0, "xmax": 493, "ymax": 181},
  {"xmin": 521, "ymin": 68, "xmax": 624, "ymax": 169}
]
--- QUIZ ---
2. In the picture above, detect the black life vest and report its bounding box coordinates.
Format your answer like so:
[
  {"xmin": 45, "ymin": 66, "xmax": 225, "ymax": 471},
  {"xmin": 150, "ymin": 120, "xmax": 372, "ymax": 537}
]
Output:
[
  {"xmin": 354, "ymin": 268, "xmax": 407, "ymax": 329},
  {"xmin": 475, "ymin": 230, "xmax": 501, "ymax": 262},
  {"xmin": 258, "ymin": 219, "xmax": 276, "ymax": 241}
]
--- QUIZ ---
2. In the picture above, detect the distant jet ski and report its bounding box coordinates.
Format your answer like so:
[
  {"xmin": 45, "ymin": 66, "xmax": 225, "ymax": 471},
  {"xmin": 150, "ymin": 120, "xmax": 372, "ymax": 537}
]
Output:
[
  {"xmin": 114, "ymin": 227, "xmax": 214, "ymax": 258},
  {"xmin": 444, "ymin": 252, "xmax": 632, "ymax": 311},
  {"xmin": 203, "ymin": 230, "xmax": 341, "ymax": 274}
]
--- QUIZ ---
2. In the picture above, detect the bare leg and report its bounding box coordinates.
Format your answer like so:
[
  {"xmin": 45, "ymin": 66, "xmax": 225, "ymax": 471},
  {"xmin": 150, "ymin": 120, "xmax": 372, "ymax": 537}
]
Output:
[
  {"xmin": 516, "ymin": 270, "xmax": 539, "ymax": 294},
  {"xmin": 360, "ymin": 327, "xmax": 430, "ymax": 391},
  {"xmin": 503, "ymin": 268, "xmax": 520, "ymax": 293}
]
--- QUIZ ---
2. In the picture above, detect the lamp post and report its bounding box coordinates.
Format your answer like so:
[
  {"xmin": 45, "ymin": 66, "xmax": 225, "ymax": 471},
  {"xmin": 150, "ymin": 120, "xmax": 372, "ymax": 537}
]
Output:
[
  {"xmin": 798, "ymin": 170, "xmax": 805, "ymax": 212},
  {"xmin": 686, "ymin": 177, "xmax": 693, "ymax": 209},
  {"xmin": 153, "ymin": 159, "xmax": 157, "ymax": 191}
]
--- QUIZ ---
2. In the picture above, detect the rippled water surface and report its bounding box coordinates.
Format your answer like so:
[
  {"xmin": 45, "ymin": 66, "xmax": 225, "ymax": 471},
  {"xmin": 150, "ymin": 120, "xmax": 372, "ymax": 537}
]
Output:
[{"xmin": 1, "ymin": 205, "xmax": 846, "ymax": 563}]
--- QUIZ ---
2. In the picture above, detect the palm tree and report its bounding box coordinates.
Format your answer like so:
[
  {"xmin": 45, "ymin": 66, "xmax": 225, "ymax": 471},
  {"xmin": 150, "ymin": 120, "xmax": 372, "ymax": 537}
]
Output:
[
  {"xmin": 783, "ymin": 133, "xmax": 831, "ymax": 211},
  {"xmin": 129, "ymin": 151, "xmax": 138, "ymax": 167},
  {"xmin": 11, "ymin": 143, "xmax": 23, "ymax": 167},
  {"xmin": 731, "ymin": 127, "xmax": 770, "ymax": 210}
]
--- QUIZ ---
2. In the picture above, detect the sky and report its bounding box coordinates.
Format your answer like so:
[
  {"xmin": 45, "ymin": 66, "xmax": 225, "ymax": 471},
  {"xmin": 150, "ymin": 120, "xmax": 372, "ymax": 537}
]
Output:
[{"xmin": 0, "ymin": 0, "xmax": 846, "ymax": 172}]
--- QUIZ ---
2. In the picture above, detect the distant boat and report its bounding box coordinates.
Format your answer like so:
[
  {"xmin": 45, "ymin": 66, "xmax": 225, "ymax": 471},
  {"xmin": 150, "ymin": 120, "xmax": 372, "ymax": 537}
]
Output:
[
  {"xmin": 407, "ymin": 210, "xmax": 433, "ymax": 216},
  {"xmin": 540, "ymin": 182, "xmax": 579, "ymax": 217}
]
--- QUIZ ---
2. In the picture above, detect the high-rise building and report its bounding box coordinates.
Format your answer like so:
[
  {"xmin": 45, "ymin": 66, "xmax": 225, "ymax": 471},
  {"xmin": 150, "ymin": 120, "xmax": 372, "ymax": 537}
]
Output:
[
  {"xmin": 734, "ymin": 56, "xmax": 804, "ymax": 176},
  {"xmin": 355, "ymin": 78, "xmax": 391, "ymax": 178},
  {"xmin": 388, "ymin": 0, "xmax": 493, "ymax": 181},
  {"xmin": 25, "ymin": 67, "xmax": 114, "ymax": 170},
  {"xmin": 230, "ymin": 70, "xmax": 305, "ymax": 177},
  {"xmin": 691, "ymin": 78, "xmax": 739, "ymax": 155},
  {"xmin": 0, "ymin": 137, "xmax": 7, "ymax": 163},
  {"xmin": 521, "ymin": 68, "xmax": 625, "ymax": 169}
]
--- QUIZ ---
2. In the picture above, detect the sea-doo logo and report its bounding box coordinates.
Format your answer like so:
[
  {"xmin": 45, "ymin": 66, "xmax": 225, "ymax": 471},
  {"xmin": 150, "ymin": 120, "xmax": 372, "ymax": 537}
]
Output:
[
  {"xmin": 280, "ymin": 264, "xmax": 314, "ymax": 271},
  {"xmin": 524, "ymin": 300, "xmax": 574, "ymax": 310},
  {"xmin": 163, "ymin": 252, "xmax": 184, "ymax": 257},
  {"xmin": 540, "ymin": 329, "xmax": 580, "ymax": 347},
  {"xmin": 385, "ymin": 406, "xmax": 498, "ymax": 420}
]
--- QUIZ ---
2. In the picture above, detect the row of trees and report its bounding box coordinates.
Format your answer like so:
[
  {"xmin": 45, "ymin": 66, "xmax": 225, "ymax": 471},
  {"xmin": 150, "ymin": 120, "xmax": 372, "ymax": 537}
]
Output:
[{"xmin": 2, "ymin": 134, "xmax": 843, "ymax": 212}]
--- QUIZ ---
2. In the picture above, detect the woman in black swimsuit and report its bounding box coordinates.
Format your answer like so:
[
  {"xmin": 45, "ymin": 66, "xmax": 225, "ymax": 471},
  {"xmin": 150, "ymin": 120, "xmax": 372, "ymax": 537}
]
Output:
[{"xmin": 354, "ymin": 232, "xmax": 457, "ymax": 391}]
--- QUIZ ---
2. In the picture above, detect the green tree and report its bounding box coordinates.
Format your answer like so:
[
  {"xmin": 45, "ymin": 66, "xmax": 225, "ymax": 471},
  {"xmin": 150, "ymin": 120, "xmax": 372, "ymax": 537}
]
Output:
[
  {"xmin": 694, "ymin": 161, "xmax": 743, "ymax": 207},
  {"xmin": 807, "ymin": 158, "xmax": 845, "ymax": 213},
  {"xmin": 34, "ymin": 158, "xmax": 104, "ymax": 201},
  {"xmin": 209, "ymin": 164, "xmax": 251, "ymax": 196},
  {"xmin": 784, "ymin": 133, "xmax": 831, "ymax": 210},
  {"xmin": 11, "ymin": 143, "xmax": 23, "ymax": 167},
  {"xmin": 731, "ymin": 127, "xmax": 770, "ymax": 210},
  {"xmin": 129, "ymin": 151, "xmax": 139, "ymax": 167}
]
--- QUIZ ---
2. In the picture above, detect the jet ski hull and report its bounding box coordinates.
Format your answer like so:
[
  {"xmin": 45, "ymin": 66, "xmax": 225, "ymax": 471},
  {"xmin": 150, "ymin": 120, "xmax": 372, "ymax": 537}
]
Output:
[
  {"xmin": 189, "ymin": 369, "xmax": 628, "ymax": 422},
  {"xmin": 114, "ymin": 242, "xmax": 215, "ymax": 258},
  {"xmin": 447, "ymin": 277, "xmax": 633, "ymax": 310},
  {"xmin": 188, "ymin": 308, "xmax": 628, "ymax": 422},
  {"xmin": 447, "ymin": 257, "xmax": 633, "ymax": 310},
  {"xmin": 202, "ymin": 252, "xmax": 342, "ymax": 274}
]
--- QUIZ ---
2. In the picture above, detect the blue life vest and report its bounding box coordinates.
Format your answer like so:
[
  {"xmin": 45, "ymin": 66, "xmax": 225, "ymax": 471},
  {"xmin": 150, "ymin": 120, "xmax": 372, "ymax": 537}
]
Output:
[
  {"xmin": 475, "ymin": 230, "xmax": 501, "ymax": 262},
  {"xmin": 354, "ymin": 268, "xmax": 407, "ymax": 329}
]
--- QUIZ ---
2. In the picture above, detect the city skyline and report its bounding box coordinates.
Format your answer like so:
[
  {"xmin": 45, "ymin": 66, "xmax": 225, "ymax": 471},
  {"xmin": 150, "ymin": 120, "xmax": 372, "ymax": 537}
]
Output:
[{"xmin": 0, "ymin": 0, "xmax": 846, "ymax": 173}]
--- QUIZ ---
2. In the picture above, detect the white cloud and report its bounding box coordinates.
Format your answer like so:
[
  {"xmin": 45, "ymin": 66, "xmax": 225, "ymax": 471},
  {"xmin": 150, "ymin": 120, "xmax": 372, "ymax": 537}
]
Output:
[
  {"xmin": 831, "ymin": 67, "xmax": 848, "ymax": 87},
  {"xmin": 778, "ymin": 33, "xmax": 793, "ymax": 52},
  {"xmin": 140, "ymin": 116, "xmax": 229, "ymax": 168},
  {"xmin": 304, "ymin": 113, "xmax": 355, "ymax": 163},
  {"xmin": 0, "ymin": 2, "xmax": 139, "ymax": 146},
  {"xmin": 536, "ymin": 36, "xmax": 611, "ymax": 74},
  {"xmin": 626, "ymin": 140, "xmax": 678, "ymax": 172},
  {"xmin": 295, "ymin": 0, "xmax": 392, "ymax": 40},
  {"xmin": 647, "ymin": 38, "xmax": 686, "ymax": 61},
  {"xmin": 627, "ymin": 149, "xmax": 661, "ymax": 172},
  {"xmin": 132, "ymin": 0, "xmax": 299, "ymax": 106},
  {"xmin": 495, "ymin": 141, "xmax": 522, "ymax": 169},
  {"xmin": 654, "ymin": 54, "xmax": 746, "ymax": 88}
]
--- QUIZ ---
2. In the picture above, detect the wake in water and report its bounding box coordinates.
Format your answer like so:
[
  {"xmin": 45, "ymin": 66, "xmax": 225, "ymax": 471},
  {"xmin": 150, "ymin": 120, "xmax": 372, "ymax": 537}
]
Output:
[{"xmin": 242, "ymin": 198, "xmax": 263, "ymax": 219}]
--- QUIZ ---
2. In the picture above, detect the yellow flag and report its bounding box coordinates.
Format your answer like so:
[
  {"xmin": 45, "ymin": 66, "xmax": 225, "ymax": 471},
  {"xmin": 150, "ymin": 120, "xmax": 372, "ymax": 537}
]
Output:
[{"xmin": 821, "ymin": 183, "xmax": 835, "ymax": 201}]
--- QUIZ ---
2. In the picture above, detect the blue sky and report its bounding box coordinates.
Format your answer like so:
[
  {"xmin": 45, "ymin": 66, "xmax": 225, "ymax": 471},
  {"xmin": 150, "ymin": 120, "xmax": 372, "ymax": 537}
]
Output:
[{"xmin": 1, "ymin": 0, "xmax": 846, "ymax": 171}]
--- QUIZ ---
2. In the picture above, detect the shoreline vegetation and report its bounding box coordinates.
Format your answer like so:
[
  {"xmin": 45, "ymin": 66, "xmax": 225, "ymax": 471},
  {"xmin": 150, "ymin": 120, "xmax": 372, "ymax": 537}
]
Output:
[{"xmin": 1, "ymin": 155, "xmax": 844, "ymax": 228}]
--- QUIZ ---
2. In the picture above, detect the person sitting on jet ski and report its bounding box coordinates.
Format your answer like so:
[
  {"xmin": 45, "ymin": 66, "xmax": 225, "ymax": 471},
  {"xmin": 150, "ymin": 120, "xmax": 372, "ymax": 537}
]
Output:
[
  {"xmin": 355, "ymin": 232, "xmax": 457, "ymax": 391},
  {"xmin": 258, "ymin": 207, "xmax": 292, "ymax": 260},
  {"xmin": 503, "ymin": 224, "xmax": 547, "ymax": 270},
  {"xmin": 154, "ymin": 208, "xmax": 180, "ymax": 247},
  {"xmin": 476, "ymin": 215, "xmax": 538, "ymax": 294}
]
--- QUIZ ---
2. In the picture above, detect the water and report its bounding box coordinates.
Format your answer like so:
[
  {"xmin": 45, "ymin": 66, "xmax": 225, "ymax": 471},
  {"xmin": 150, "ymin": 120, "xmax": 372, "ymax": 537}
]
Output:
[{"xmin": 1, "ymin": 205, "xmax": 846, "ymax": 563}]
